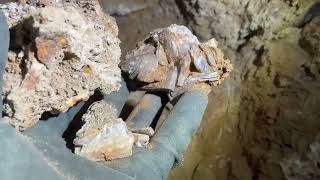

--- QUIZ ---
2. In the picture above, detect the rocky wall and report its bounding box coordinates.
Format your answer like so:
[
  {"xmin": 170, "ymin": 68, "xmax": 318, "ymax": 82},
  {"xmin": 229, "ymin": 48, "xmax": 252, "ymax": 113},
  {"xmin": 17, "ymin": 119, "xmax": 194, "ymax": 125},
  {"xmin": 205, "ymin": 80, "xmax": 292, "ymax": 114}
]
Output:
[
  {"xmin": 169, "ymin": 0, "xmax": 320, "ymax": 180},
  {"xmin": 103, "ymin": 0, "xmax": 320, "ymax": 179}
]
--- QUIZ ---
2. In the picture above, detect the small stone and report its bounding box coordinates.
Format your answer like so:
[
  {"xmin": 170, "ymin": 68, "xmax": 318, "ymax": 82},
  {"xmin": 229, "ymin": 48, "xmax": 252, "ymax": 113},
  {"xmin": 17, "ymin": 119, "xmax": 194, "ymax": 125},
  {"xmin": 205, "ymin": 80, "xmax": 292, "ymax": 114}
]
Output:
[
  {"xmin": 133, "ymin": 133, "xmax": 150, "ymax": 147},
  {"xmin": 74, "ymin": 101, "xmax": 134, "ymax": 161},
  {"xmin": 76, "ymin": 118, "xmax": 134, "ymax": 161}
]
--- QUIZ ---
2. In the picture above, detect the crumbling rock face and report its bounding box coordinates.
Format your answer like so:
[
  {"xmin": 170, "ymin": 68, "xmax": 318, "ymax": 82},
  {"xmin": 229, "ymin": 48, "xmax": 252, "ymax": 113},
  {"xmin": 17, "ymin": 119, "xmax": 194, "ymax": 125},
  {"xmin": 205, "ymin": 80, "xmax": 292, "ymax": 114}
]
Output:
[
  {"xmin": 175, "ymin": 0, "xmax": 311, "ymax": 47},
  {"xmin": 300, "ymin": 16, "xmax": 320, "ymax": 59},
  {"xmin": 277, "ymin": 15, "xmax": 320, "ymax": 180},
  {"xmin": 1, "ymin": 1, "xmax": 121, "ymax": 130},
  {"xmin": 281, "ymin": 133, "xmax": 320, "ymax": 180},
  {"xmin": 238, "ymin": 27, "xmax": 320, "ymax": 180}
]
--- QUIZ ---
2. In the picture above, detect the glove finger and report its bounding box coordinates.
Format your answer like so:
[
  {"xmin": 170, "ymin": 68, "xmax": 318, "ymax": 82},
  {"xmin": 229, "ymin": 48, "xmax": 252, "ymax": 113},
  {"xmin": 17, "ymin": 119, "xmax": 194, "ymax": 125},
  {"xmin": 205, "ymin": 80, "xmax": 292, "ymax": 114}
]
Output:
[
  {"xmin": 119, "ymin": 90, "xmax": 146, "ymax": 120},
  {"xmin": 104, "ymin": 90, "xmax": 208, "ymax": 180},
  {"xmin": 151, "ymin": 89, "xmax": 208, "ymax": 144},
  {"xmin": 0, "ymin": 11, "xmax": 9, "ymax": 115},
  {"xmin": 27, "ymin": 102, "xmax": 85, "ymax": 137},
  {"xmin": 21, "ymin": 120, "xmax": 136, "ymax": 180},
  {"xmin": 125, "ymin": 94, "xmax": 162, "ymax": 131},
  {"xmin": 126, "ymin": 91, "xmax": 146, "ymax": 107},
  {"xmin": 150, "ymin": 89, "xmax": 208, "ymax": 164},
  {"xmin": 102, "ymin": 79, "xmax": 130, "ymax": 116}
]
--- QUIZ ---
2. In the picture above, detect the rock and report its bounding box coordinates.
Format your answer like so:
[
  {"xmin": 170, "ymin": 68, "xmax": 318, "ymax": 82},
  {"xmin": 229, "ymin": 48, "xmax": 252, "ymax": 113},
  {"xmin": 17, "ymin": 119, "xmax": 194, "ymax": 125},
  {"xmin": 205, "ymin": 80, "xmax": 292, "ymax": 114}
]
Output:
[
  {"xmin": 132, "ymin": 127, "xmax": 155, "ymax": 147},
  {"xmin": 74, "ymin": 101, "xmax": 134, "ymax": 161},
  {"xmin": 18, "ymin": 0, "xmax": 50, "ymax": 6},
  {"xmin": 120, "ymin": 24, "xmax": 233, "ymax": 97},
  {"xmin": 285, "ymin": 0, "xmax": 299, "ymax": 7},
  {"xmin": 300, "ymin": 16, "xmax": 320, "ymax": 59},
  {"xmin": 1, "ymin": 0, "xmax": 121, "ymax": 130},
  {"xmin": 281, "ymin": 133, "xmax": 320, "ymax": 180},
  {"xmin": 274, "ymin": 74, "xmax": 291, "ymax": 88},
  {"xmin": 133, "ymin": 133, "xmax": 150, "ymax": 147},
  {"xmin": 75, "ymin": 118, "xmax": 134, "ymax": 161}
]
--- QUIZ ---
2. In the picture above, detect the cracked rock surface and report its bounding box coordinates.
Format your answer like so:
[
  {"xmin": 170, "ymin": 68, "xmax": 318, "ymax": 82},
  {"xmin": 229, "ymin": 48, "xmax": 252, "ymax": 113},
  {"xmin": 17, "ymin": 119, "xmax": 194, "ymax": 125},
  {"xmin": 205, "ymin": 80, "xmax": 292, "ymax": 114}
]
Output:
[{"xmin": 1, "ymin": 0, "xmax": 121, "ymax": 130}]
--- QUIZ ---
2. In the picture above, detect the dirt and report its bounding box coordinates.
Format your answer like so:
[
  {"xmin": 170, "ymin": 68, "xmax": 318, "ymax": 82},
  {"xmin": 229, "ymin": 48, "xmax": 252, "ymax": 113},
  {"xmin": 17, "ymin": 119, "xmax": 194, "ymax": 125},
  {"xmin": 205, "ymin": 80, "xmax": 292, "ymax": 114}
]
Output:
[{"xmin": 103, "ymin": 0, "xmax": 320, "ymax": 179}]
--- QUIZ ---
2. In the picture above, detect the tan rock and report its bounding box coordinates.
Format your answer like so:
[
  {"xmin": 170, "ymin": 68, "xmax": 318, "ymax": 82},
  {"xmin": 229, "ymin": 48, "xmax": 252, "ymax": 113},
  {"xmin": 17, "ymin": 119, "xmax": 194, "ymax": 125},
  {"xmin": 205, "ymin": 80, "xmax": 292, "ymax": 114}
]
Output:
[
  {"xmin": 133, "ymin": 133, "xmax": 150, "ymax": 147},
  {"xmin": 74, "ymin": 101, "xmax": 134, "ymax": 161},
  {"xmin": 75, "ymin": 118, "xmax": 134, "ymax": 161},
  {"xmin": 1, "ymin": 1, "xmax": 121, "ymax": 130}
]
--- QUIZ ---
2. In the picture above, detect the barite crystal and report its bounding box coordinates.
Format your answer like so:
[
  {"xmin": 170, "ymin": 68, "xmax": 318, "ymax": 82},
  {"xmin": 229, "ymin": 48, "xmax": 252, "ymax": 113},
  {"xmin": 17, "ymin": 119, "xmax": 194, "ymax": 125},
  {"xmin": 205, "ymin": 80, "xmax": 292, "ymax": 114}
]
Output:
[
  {"xmin": 74, "ymin": 101, "xmax": 134, "ymax": 161},
  {"xmin": 120, "ymin": 24, "xmax": 233, "ymax": 98}
]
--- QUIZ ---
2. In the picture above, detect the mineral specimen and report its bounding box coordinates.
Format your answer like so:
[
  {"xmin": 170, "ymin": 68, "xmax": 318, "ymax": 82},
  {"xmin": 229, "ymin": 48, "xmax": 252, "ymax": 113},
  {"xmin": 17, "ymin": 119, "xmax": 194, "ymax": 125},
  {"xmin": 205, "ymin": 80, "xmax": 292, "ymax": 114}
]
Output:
[
  {"xmin": 120, "ymin": 24, "xmax": 233, "ymax": 97},
  {"xmin": 1, "ymin": 0, "xmax": 121, "ymax": 130},
  {"xmin": 74, "ymin": 100, "xmax": 156, "ymax": 161},
  {"xmin": 74, "ymin": 101, "xmax": 134, "ymax": 161}
]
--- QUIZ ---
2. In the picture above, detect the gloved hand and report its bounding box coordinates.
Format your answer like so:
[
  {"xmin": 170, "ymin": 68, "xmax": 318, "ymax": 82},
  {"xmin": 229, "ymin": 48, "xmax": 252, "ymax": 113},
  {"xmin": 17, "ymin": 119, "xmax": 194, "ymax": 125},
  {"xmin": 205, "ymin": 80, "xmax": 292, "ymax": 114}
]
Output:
[{"xmin": 0, "ymin": 11, "xmax": 208, "ymax": 180}]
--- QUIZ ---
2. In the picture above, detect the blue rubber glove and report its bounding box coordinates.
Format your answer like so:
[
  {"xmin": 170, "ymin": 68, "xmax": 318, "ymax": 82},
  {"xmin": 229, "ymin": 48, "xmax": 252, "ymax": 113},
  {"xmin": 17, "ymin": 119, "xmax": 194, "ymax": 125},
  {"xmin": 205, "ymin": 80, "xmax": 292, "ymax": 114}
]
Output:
[{"xmin": 0, "ymin": 11, "xmax": 208, "ymax": 180}]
